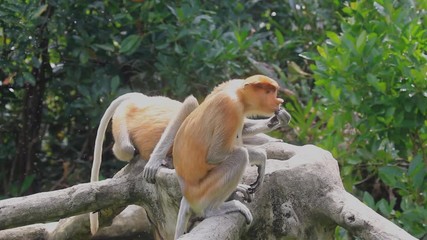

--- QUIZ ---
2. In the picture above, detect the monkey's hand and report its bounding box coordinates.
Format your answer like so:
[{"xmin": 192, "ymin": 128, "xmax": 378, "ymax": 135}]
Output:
[
  {"xmin": 267, "ymin": 107, "xmax": 291, "ymax": 129},
  {"xmin": 142, "ymin": 154, "xmax": 164, "ymax": 183}
]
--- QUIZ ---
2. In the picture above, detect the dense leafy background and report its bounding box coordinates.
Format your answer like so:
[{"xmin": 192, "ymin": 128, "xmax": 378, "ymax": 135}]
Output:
[{"xmin": 0, "ymin": 0, "xmax": 425, "ymax": 238}]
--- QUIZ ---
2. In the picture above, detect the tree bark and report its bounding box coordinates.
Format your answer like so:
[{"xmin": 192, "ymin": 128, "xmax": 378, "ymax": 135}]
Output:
[{"xmin": 0, "ymin": 142, "xmax": 417, "ymax": 240}]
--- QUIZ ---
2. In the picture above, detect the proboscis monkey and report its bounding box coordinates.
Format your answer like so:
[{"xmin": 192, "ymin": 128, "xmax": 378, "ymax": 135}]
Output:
[
  {"xmin": 90, "ymin": 92, "xmax": 199, "ymax": 235},
  {"xmin": 171, "ymin": 75, "xmax": 285, "ymax": 239}
]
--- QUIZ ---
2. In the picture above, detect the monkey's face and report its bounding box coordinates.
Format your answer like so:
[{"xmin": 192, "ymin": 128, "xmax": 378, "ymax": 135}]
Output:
[
  {"xmin": 258, "ymin": 86, "xmax": 284, "ymax": 114},
  {"xmin": 244, "ymin": 83, "xmax": 284, "ymax": 116}
]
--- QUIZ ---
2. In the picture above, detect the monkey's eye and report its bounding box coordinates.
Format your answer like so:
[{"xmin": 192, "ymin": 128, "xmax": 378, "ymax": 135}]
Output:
[{"xmin": 266, "ymin": 90, "xmax": 271, "ymax": 94}]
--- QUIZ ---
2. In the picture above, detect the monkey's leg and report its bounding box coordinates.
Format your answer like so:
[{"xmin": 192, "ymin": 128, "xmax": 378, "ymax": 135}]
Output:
[
  {"xmin": 111, "ymin": 109, "xmax": 136, "ymax": 161},
  {"xmin": 199, "ymin": 147, "xmax": 253, "ymax": 223},
  {"xmin": 112, "ymin": 124, "xmax": 135, "ymax": 161},
  {"xmin": 174, "ymin": 197, "xmax": 192, "ymax": 240},
  {"xmin": 143, "ymin": 95, "xmax": 199, "ymax": 183},
  {"xmin": 176, "ymin": 148, "xmax": 251, "ymax": 238}
]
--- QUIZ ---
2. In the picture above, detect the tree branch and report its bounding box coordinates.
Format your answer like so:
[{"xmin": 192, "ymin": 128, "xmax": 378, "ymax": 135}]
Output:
[{"xmin": 0, "ymin": 142, "xmax": 417, "ymax": 240}]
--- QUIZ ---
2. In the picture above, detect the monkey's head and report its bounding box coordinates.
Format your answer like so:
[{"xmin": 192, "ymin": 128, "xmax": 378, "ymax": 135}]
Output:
[{"xmin": 241, "ymin": 75, "xmax": 284, "ymax": 116}]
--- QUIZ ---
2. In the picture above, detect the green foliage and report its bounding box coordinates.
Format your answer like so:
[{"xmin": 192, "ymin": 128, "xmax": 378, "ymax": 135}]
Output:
[
  {"xmin": 0, "ymin": 0, "xmax": 340, "ymax": 194},
  {"xmin": 2, "ymin": 0, "xmax": 425, "ymax": 238},
  {"xmin": 311, "ymin": 0, "xmax": 427, "ymax": 236}
]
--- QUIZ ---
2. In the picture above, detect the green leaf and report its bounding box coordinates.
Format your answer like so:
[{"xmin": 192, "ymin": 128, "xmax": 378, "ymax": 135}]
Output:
[
  {"xmin": 376, "ymin": 198, "xmax": 391, "ymax": 217},
  {"xmin": 22, "ymin": 72, "xmax": 36, "ymax": 85},
  {"xmin": 378, "ymin": 166, "xmax": 404, "ymax": 188},
  {"xmin": 356, "ymin": 30, "xmax": 367, "ymax": 53},
  {"xmin": 326, "ymin": 31, "xmax": 341, "ymax": 45},
  {"xmin": 77, "ymin": 86, "xmax": 90, "ymax": 98},
  {"xmin": 110, "ymin": 76, "xmax": 120, "ymax": 92},
  {"xmin": 174, "ymin": 43, "xmax": 184, "ymax": 55},
  {"xmin": 119, "ymin": 34, "xmax": 142, "ymax": 55},
  {"xmin": 93, "ymin": 44, "xmax": 115, "ymax": 52},
  {"xmin": 30, "ymin": 4, "xmax": 48, "ymax": 19},
  {"xmin": 342, "ymin": 34, "xmax": 356, "ymax": 55},
  {"xmin": 193, "ymin": 15, "xmax": 213, "ymax": 24},
  {"xmin": 385, "ymin": 107, "xmax": 395, "ymax": 118},
  {"xmin": 363, "ymin": 191, "xmax": 376, "ymax": 209},
  {"xmin": 330, "ymin": 84, "xmax": 341, "ymax": 101},
  {"xmin": 274, "ymin": 29, "xmax": 285, "ymax": 45},
  {"xmin": 299, "ymin": 52, "xmax": 316, "ymax": 60},
  {"xmin": 317, "ymin": 46, "xmax": 327, "ymax": 58},
  {"xmin": 408, "ymin": 154, "xmax": 426, "ymax": 190},
  {"xmin": 20, "ymin": 175, "xmax": 35, "ymax": 195},
  {"xmin": 367, "ymin": 73, "xmax": 386, "ymax": 93},
  {"xmin": 79, "ymin": 50, "xmax": 89, "ymax": 64},
  {"xmin": 10, "ymin": 184, "xmax": 19, "ymax": 197}
]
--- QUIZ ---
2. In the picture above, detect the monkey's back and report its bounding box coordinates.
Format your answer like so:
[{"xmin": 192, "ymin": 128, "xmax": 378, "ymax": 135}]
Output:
[{"xmin": 113, "ymin": 95, "xmax": 182, "ymax": 160}]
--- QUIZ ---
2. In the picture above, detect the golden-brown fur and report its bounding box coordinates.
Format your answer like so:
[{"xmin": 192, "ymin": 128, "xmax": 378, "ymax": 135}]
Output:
[
  {"xmin": 173, "ymin": 75, "xmax": 283, "ymax": 239},
  {"xmin": 112, "ymin": 95, "xmax": 182, "ymax": 160},
  {"xmin": 90, "ymin": 93, "xmax": 183, "ymax": 235}
]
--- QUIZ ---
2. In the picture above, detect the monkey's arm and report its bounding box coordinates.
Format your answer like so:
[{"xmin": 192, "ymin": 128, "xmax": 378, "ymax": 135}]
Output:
[
  {"xmin": 231, "ymin": 145, "xmax": 267, "ymax": 202},
  {"xmin": 142, "ymin": 96, "xmax": 199, "ymax": 183},
  {"xmin": 240, "ymin": 109, "xmax": 291, "ymax": 194},
  {"xmin": 246, "ymin": 146, "xmax": 267, "ymax": 193},
  {"xmin": 243, "ymin": 133, "xmax": 280, "ymax": 145},
  {"xmin": 207, "ymin": 108, "xmax": 291, "ymax": 168},
  {"xmin": 242, "ymin": 108, "xmax": 291, "ymax": 136}
]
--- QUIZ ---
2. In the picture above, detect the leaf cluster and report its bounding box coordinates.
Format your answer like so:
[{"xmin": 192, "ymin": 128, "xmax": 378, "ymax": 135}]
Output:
[{"xmin": 309, "ymin": 0, "xmax": 427, "ymax": 237}]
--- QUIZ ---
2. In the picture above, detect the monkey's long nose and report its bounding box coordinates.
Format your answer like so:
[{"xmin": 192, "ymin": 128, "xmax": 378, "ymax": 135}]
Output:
[{"xmin": 276, "ymin": 98, "xmax": 284, "ymax": 105}]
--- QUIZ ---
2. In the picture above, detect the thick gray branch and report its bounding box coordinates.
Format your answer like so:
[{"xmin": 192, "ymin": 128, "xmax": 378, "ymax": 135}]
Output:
[
  {"xmin": 0, "ymin": 176, "xmax": 134, "ymax": 229},
  {"xmin": 0, "ymin": 142, "xmax": 417, "ymax": 240}
]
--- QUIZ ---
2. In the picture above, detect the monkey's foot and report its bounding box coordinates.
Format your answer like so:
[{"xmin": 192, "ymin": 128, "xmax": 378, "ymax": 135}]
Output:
[
  {"xmin": 235, "ymin": 184, "xmax": 254, "ymax": 202},
  {"xmin": 232, "ymin": 200, "xmax": 253, "ymax": 224},
  {"xmin": 205, "ymin": 200, "xmax": 253, "ymax": 225},
  {"xmin": 142, "ymin": 156, "xmax": 163, "ymax": 183}
]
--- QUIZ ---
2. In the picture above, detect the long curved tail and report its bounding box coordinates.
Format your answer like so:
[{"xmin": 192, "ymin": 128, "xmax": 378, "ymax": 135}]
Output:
[{"xmin": 89, "ymin": 92, "xmax": 143, "ymax": 235}]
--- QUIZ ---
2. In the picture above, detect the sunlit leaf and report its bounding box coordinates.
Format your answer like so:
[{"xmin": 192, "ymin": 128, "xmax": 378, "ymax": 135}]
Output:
[{"xmin": 326, "ymin": 31, "xmax": 341, "ymax": 45}]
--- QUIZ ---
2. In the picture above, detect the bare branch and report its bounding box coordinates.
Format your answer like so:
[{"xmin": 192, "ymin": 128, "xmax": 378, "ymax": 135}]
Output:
[{"xmin": 0, "ymin": 142, "xmax": 417, "ymax": 240}]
